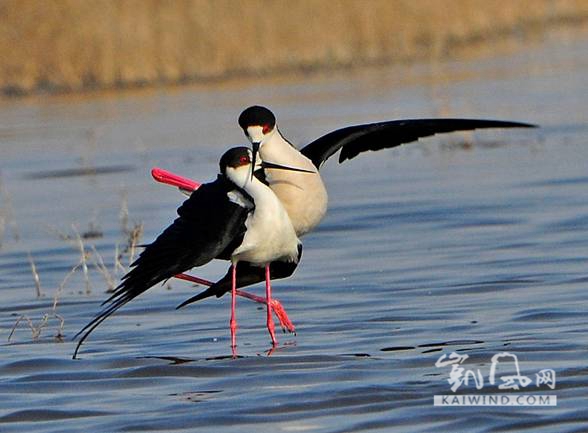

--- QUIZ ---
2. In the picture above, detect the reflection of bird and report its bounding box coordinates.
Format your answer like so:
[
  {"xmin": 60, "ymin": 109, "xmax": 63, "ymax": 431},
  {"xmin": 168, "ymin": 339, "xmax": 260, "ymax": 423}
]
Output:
[
  {"xmin": 199, "ymin": 106, "xmax": 536, "ymax": 294},
  {"xmin": 73, "ymin": 147, "xmax": 310, "ymax": 358}
]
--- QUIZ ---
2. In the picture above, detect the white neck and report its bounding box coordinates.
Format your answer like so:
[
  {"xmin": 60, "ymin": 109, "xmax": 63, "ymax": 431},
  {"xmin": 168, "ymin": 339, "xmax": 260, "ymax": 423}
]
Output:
[
  {"xmin": 225, "ymin": 165, "xmax": 276, "ymax": 205},
  {"xmin": 259, "ymin": 129, "xmax": 317, "ymax": 171}
]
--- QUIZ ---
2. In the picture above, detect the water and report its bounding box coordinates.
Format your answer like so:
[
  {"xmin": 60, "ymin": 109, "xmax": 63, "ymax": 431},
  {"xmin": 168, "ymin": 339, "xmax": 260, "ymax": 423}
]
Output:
[{"xmin": 1, "ymin": 34, "xmax": 587, "ymax": 432}]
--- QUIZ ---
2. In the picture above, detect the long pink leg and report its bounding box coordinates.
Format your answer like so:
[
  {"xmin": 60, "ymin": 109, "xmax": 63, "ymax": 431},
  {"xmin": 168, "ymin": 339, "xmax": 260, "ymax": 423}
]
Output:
[
  {"xmin": 151, "ymin": 167, "xmax": 201, "ymax": 192},
  {"xmin": 265, "ymin": 264, "xmax": 278, "ymax": 346},
  {"xmin": 156, "ymin": 169, "xmax": 295, "ymax": 332},
  {"xmin": 174, "ymin": 273, "xmax": 295, "ymax": 334},
  {"xmin": 239, "ymin": 290, "xmax": 295, "ymax": 335},
  {"xmin": 230, "ymin": 264, "xmax": 237, "ymax": 353},
  {"xmin": 154, "ymin": 168, "xmax": 296, "ymax": 330},
  {"xmin": 154, "ymin": 167, "xmax": 294, "ymax": 342},
  {"xmin": 174, "ymin": 273, "xmax": 212, "ymax": 286}
]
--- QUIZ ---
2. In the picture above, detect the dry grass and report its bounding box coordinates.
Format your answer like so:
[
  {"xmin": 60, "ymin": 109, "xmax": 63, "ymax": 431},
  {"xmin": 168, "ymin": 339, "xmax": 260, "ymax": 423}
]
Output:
[
  {"xmin": 8, "ymin": 190, "xmax": 148, "ymax": 343},
  {"xmin": 8, "ymin": 261, "xmax": 73, "ymax": 343},
  {"xmin": 91, "ymin": 245, "xmax": 116, "ymax": 293},
  {"xmin": 1, "ymin": 0, "xmax": 588, "ymax": 96},
  {"xmin": 72, "ymin": 225, "xmax": 92, "ymax": 295},
  {"xmin": 8, "ymin": 217, "xmax": 146, "ymax": 343},
  {"xmin": 27, "ymin": 252, "xmax": 42, "ymax": 298},
  {"xmin": 125, "ymin": 223, "xmax": 143, "ymax": 268}
]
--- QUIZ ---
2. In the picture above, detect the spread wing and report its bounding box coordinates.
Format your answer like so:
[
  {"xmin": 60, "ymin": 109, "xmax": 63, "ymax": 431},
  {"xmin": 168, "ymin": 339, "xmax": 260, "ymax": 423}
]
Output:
[
  {"xmin": 300, "ymin": 118, "xmax": 536, "ymax": 169},
  {"xmin": 73, "ymin": 177, "xmax": 250, "ymax": 357}
]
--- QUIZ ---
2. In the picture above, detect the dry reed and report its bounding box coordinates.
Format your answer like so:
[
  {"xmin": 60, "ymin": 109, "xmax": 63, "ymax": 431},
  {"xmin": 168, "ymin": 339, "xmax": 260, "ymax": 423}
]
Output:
[
  {"xmin": 72, "ymin": 225, "xmax": 92, "ymax": 295},
  {"xmin": 1, "ymin": 0, "xmax": 587, "ymax": 96},
  {"xmin": 27, "ymin": 252, "xmax": 42, "ymax": 298},
  {"xmin": 9, "ymin": 189, "xmax": 149, "ymax": 343},
  {"xmin": 125, "ymin": 223, "xmax": 144, "ymax": 268},
  {"xmin": 8, "ymin": 312, "xmax": 65, "ymax": 342},
  {"xmin": 91, "ymin": 245, "xmax": 116, "ymax": 292}
]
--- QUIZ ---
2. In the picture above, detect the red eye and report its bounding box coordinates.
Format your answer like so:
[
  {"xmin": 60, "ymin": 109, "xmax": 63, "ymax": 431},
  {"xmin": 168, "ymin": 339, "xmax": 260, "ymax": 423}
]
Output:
[
  {"xmin": 262, "ymin": 124, "xmax": 271, "ymax": 134},
  {"xmin": 239, "ymin": 155, "xmax": 249, "ymax": 164}
]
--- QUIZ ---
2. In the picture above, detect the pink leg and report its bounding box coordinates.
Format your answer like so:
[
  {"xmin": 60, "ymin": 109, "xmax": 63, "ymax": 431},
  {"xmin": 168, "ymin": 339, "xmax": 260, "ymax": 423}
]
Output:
[
  {"xmin": 151, "ymin": 167, "xmax": 200, "ymax": 192},
  {"xmin": 174, "ymin": 273, "xmax": 212, "ymax": 286},
  {"xmin": 230, "ymin": 264, "xmax": 237, "ymax": 352},
  {"xmin": 175, "ymin": 273, "xmax": 295, "ymax": 333},
  {"xmin": 238, "ymin": 290, "xmax": 295, "ymax": 335},
  {"xmin": 265, "ymin": 264, "xmax": 278, "ymax": 346},
  {"xmin": 156, "ymin": 169, "xmax": 295, "ymax": 334}
]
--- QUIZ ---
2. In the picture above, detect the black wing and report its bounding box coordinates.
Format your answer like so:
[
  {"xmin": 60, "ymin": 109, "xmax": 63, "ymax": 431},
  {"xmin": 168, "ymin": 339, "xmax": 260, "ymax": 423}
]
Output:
[
  {"xmin": 300, "ymin": 118, "xmax": 537, "ymax": 169},
  {"xmin": 73, "ymin": 176, "xmax": 250, "ymax": 357}
]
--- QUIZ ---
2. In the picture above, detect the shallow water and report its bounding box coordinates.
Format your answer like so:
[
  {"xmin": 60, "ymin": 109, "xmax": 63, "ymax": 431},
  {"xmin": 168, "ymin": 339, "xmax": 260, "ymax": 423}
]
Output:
[{"xmin": 1, "ymin": 34, "xmax": 587, "ymax": 432}]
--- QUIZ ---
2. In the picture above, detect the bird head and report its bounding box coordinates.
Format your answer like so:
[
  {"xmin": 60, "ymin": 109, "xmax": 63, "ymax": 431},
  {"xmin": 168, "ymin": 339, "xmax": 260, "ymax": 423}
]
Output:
[
  {"xmin": 238, "ymin": 106, "xmax": 277, "ymax": 178},
  {"xmin": 221, "ymin": 146, "xmax": 313, "ymax": 190}
]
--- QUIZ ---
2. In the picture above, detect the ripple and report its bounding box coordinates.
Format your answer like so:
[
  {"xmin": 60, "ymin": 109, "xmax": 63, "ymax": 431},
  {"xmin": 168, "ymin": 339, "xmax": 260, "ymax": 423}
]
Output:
[
  {"xmin": 0, "ymin": 409, "xmax": 111, "ymax": 423},
  {"xmin": 24, "ymin": 165, "xmax": 135, "ymax": 179}
]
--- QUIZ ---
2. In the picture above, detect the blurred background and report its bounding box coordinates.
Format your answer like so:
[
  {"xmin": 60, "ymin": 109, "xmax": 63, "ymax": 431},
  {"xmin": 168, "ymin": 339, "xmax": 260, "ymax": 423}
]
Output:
[{"xmin": 1, "ymin": 0, "xmax": 588, "ymax": 96}]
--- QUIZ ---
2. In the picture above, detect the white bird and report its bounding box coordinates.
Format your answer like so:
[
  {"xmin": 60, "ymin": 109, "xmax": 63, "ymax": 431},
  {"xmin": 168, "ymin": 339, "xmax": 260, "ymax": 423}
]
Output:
[
  {"xmin": 73, "ymin": 147, "xmax": 311, "ymax": 358},
  {"xmin": 191, "ymin": 106, "xmax": 536, "ymax": 295}
]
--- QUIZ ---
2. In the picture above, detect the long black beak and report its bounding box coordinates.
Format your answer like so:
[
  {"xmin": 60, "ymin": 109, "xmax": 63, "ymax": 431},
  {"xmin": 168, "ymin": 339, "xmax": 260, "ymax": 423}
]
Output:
[
  {"xmin": 260, "ymin": 160, "xmax": 315, "ymax": 173},
  {"xmin": 251, "ymin": 142, "xmax": 260, "ymax": 180}
]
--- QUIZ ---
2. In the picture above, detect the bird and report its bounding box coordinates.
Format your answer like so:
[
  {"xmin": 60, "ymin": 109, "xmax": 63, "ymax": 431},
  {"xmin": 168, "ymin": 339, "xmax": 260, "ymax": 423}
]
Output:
[
  {"xmin": 185, "ymin": 106, "xmax": 536, "ymax": 297},
  {"xmin": 73, "ymin": 147, "xmax": 312, "ymax": 358}
]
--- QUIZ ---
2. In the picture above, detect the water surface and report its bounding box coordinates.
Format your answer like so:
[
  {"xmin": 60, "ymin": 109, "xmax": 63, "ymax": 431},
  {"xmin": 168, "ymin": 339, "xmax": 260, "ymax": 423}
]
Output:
[{"xmin": 1, "ymin": 35, "xmax": 587, "ymax": 432}]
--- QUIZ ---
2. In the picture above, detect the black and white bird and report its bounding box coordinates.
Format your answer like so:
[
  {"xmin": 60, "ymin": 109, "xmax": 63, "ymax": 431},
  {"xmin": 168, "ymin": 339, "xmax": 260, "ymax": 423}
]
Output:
[
  {"xmin": 73, "ymin": 147, "xmax": 311, "ymax": 358},
  {"xmin": 198, "ymin": 106, "xmax": 536, "ymax": 293}
]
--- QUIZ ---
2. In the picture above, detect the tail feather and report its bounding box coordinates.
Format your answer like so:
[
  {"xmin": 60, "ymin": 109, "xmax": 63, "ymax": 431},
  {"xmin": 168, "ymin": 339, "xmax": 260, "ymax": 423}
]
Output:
[
  {"xmin": 73, "ymin": 291, "xmax": 132, "ymax": 359},
  {"xmin": 73, "ymin": 257, "xmax": 189, "ymax": 359},
  {"xmin": 176, "ymin": 286, "xmax": 218, "ymax": 309},
  {"xmin": 72, "ymin": 177, "xmax": 249, "ymax": 358}
]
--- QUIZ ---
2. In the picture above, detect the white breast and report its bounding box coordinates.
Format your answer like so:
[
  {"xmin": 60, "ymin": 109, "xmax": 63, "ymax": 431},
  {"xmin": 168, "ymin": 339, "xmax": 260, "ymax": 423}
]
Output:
[
  {"xmin": 260, "ymin": 133, "xmax": 328, "ymax": 236},
  {"xmin": 231, "ymin": 176, "xmax": 300, "ymax": 265}
]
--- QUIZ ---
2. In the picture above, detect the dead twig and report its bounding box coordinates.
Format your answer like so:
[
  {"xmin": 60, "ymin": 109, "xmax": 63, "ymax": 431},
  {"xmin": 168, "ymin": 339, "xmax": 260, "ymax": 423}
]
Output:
[
  {"xmin": 119, "ymin": 190, "xmax": 129, "ymax": 234},
  {"xmin": 8, "ymin": 315, "xmax": 34, "ymax": 342},
  {"xmin": 113, "ymin": 241, "xmax": 126, "ymax": 276},
  {"xmin": 8, "ymin": 314, "xmax": 46, "ymax": 341},
  {"xmin": 8, "ymin": 311, "xmax": 67, "ymax": 343},
  {"xmin": 72, "ymin": 225, "xmax": 91, "ymax": 294},
  {"xmin": 53, "ymin": 313, "xmax": 65, "ymax": 341},
  {"xmin": 91, "ymin": 245, "xmax": 116, "ymax": 292},
  {"xmin": 27, "ymin": 252, "xmax": 42, "ymax": 298},
  {"xmin": 34, "ymin": 314, "xmax": 49, "ymax": 339},
  {"xmin": 126, "ymin": 223, "xmax": 143, "ymax": 267},
  {"xmin": 53, "ymin": 262, "xmax": 81, "ymax": 311}
]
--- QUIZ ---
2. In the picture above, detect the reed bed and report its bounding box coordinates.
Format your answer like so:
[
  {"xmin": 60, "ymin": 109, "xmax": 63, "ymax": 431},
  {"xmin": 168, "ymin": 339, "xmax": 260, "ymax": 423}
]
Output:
[{"xmin": 1, "ymin": 0, "xmax": 588, "ymax": 96}]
